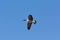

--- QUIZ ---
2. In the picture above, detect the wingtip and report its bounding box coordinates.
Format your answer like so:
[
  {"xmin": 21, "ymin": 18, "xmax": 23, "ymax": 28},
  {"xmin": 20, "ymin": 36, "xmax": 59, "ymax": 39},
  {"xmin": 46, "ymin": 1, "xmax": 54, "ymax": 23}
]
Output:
[
  {"xmin": 34, "ymin": 20, "xmax": 37, "ymax": 24},
  {"xmin": 22, "ymin": 19, "xmax": 26, "ymax": 21}
]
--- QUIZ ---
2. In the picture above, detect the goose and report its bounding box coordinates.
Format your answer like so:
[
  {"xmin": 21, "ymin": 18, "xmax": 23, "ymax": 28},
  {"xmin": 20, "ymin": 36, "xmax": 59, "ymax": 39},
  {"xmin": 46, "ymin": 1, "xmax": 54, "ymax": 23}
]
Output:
[{"xmin": 23, "ymin": 14, "xmax": 36, "ymax": 30}]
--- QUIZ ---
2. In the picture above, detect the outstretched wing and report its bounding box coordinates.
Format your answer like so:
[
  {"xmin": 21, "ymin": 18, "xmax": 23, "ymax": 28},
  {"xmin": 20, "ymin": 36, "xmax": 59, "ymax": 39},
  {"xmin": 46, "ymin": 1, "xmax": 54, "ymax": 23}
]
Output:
[
  {"xmin": 27, "ymin": 22, "xmax": 32, "ymax": 30},
  {"xmin": 34, "ymin": 20, "xmax": 37, "ymax": 24}
]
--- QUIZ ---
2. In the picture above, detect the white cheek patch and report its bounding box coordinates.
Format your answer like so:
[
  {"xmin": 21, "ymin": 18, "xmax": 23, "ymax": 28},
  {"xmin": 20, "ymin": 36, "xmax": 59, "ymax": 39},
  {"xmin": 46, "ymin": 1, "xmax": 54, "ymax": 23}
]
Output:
[
  {"xmin": 27, "ymin": 19, "xmax": 29, "ymax": 22},
  {"xmin": 32, "ymin": 20, "xmax": 35, "ymax": 23}
]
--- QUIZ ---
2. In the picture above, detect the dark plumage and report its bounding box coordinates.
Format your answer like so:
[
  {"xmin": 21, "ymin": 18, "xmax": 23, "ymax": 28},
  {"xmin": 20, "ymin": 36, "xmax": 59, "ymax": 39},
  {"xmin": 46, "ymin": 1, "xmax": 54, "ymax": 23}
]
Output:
[{"xmin": 27, "ymin": 15, "xmax": 36, "ymax": 30}]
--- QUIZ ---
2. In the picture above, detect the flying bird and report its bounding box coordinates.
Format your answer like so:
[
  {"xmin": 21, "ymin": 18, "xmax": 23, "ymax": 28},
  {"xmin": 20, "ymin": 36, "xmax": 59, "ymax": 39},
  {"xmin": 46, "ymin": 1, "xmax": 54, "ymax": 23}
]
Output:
[{"xmin": 23, "ymin": 14, "xmax": 37, "ymax": 30}]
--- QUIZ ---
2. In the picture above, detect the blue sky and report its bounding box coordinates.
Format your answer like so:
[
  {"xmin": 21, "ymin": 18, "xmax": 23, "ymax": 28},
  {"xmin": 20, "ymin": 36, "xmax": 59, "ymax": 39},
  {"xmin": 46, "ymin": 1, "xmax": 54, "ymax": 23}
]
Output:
[{"xmin": 0, "ymin": 0, "xmax": 60, "ymax": 40}]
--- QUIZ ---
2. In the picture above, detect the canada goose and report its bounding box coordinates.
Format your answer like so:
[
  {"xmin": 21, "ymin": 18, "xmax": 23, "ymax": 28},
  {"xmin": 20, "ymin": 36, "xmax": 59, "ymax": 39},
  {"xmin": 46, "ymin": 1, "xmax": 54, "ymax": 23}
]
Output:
[{"xmin": 23, "ymin": 14, "xmax": 36, "ymax": 30}]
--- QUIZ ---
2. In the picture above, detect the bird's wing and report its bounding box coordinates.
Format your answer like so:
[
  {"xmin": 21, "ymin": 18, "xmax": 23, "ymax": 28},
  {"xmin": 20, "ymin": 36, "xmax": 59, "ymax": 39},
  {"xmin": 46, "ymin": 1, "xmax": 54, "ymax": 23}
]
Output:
[
  {"xmin": 27, "ymin": 22, "xmax": 32, "ymax": 30},
  {"xmin": 34, "ymin": 20, "xmax": 37, "ymax": 24},
  {"xmin": 32, "ymin": 20, "xmax": 37, "ymax": 24}
]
